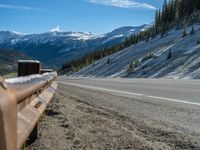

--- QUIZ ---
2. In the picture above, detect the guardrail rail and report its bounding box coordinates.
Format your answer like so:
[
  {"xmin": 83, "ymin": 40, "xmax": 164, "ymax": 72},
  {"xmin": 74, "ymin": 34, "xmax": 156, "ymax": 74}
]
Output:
[{"xmin": 0, "ymin": 72, "xmax": 57, "ymax": 150}]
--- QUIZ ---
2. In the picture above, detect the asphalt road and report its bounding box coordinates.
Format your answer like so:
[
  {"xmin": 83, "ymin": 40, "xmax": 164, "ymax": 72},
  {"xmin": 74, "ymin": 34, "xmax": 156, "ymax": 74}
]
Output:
[
  {"xmin": 53, "ymin": 76, "xmax": 200, "ymax": 149},
  {"xmin": 58, "ymin": 77, "xmax": 200, "ymax": 104}
]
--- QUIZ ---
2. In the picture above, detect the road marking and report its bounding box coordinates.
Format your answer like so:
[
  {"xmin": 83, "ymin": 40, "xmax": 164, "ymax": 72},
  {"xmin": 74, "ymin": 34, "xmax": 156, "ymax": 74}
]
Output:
[
  {"xmin": 59, "ymin": 81, "xmax": 143, "ymax": 96},
  {"xmin": 58, "ymin": 81, "xmax": 200, "ymax": 106}
]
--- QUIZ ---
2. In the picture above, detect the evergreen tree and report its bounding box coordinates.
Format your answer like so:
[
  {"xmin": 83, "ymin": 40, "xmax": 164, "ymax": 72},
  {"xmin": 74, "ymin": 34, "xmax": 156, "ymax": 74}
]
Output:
[
  {"xmin": 197, "ymin": 40, "xmax": 200, "ymax": 45},
  {"xmin": 127, "ymin": 63, "xmax": 133, "ymax": 73},
  {"xmin": 182, "ymin": 30, "xmax": 187, "ymax": 37},
  {"xmin": 167, "ymin": 49, "xmax": 172, "ymax": 59},
  {"xmin": 133, "ymin": 60, "xmax": 140, "ymax": 68},
  {"xmin": 190, "ymin": 26, "xmax": 195, "ymax": 34},
  {"xmin": 107, "ymin": 57, "xmax": 110, "ymax": 64}
]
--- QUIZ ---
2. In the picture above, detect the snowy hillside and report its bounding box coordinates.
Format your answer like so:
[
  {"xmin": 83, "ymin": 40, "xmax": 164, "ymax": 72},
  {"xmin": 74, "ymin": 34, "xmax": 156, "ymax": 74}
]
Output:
[
  {"xmin": 0, "ymin": 25, "xmax": 147, "ymax": 66},
  {"xmin": 73, "ymin": 23, "xmax": 200, "ymax": 79}
]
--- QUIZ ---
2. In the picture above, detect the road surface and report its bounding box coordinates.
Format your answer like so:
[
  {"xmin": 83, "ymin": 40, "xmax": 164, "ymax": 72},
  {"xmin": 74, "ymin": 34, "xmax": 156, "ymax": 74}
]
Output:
[
  {"xmin": 58, "ymin": 77, "xmax": 200, "ymax": 105},
  {"xmin": 29, "ymin": 77, "xmax": 200, "ymax": 150}
]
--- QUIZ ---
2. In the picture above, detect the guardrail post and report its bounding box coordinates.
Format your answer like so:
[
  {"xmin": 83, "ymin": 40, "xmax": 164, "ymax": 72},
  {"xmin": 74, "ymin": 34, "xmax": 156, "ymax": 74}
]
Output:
[
  {"xmin": 18, "ymin": 60, "xmax": 41, "ymax": 146},
  {"xmin": 18, "ymin": 60, "xmax": 41, "ymax": 77}
]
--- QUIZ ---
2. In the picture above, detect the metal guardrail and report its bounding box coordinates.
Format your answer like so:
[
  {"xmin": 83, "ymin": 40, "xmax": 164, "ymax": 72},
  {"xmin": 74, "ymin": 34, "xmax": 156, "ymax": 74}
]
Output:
[{"xmin": 0, "ymin": 72, "xmax": 57, "ymax": 150}]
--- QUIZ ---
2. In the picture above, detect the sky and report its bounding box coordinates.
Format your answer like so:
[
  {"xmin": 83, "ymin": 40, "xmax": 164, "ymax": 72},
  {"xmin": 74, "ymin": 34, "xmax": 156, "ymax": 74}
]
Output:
[{"xmin": 0, "ymin": 0, "xmax": 164, "ymax": 34}]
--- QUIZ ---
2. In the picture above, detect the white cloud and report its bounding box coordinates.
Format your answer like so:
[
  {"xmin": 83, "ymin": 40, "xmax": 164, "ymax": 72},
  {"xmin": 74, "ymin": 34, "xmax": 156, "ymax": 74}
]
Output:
[
  {"xmin": 50, "ymin": 26, "xmax": 61, "ymax": 32},
  {"xmin": 87, "ymin": 0, "xmax": 156, "ymax": 10},
  {"xmin": 0, "ymin": 3, "xmax": 46, "ymax": 12}
]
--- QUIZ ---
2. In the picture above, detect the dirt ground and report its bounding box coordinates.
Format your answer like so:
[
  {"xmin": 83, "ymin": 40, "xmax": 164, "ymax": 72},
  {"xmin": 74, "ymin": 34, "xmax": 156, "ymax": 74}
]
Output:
[{"xmin": 28, "ymin": 84, "xmax": 200, "ymax": 150}]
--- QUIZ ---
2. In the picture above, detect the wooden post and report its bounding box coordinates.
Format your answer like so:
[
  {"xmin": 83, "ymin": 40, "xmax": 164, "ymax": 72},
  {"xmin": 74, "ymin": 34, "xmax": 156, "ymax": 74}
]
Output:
[
  {"xmin": 18, "ymin": 60, "xmax": 41, "ymax": 77},
  {"xmin": 18, "ymin": 60, "xmax": 40, "ymax": 146}
]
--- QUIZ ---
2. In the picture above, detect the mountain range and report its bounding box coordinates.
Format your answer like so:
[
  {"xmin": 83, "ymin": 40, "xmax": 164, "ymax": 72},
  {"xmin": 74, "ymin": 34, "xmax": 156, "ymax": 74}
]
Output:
[{"xmin": 0, "ymin": 25, "xmax": 148, "ymax": 67}]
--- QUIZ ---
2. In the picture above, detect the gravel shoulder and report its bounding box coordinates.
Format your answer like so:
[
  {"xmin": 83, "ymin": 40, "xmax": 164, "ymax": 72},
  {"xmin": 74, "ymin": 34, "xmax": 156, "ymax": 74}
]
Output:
[{"xmin": 28, "ymin": 83, "xmax": 200, "ymax": 150}]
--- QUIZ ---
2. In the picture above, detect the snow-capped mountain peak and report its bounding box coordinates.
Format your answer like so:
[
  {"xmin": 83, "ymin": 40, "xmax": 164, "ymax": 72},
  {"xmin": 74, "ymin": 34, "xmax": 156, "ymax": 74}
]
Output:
[{"xmin": 50, "ymin": 26, "xmax": 61, "ymax": 32}]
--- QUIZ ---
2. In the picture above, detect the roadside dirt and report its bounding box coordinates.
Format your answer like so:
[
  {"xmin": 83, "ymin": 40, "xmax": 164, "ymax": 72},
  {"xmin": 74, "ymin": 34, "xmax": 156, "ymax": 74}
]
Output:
[{"xmin": 28, "ymin": 84, "xmax": 200, "ymax": 150}]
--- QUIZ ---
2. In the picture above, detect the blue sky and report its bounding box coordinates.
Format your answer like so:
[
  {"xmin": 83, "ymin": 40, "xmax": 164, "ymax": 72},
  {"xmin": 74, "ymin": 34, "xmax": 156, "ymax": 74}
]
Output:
[{"xmin": 1, "ymin": 0, "xmax": 164, "ymax": 34}]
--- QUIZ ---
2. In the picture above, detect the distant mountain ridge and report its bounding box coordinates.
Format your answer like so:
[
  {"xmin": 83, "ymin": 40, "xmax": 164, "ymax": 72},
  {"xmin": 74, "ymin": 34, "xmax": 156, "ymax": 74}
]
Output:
[
  {"xmin": 0, "ymin": 31, "xmax": 22, "ymax": 43},
  {"xmin": 0, "ymin": 25, "xmax": 148, "ymax": 67}
]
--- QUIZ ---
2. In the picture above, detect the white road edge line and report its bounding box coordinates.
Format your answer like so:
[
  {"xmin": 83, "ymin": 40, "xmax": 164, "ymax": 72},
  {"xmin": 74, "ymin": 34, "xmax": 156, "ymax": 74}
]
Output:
[{"xmin": 59, "ymin": 81, "xmax": 200, "ymax": 106}]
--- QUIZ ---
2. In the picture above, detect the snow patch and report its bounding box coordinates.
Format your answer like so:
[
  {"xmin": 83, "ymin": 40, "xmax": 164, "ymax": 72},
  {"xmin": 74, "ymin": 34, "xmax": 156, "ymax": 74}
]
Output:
[
  {"xmin": 59, "ymin": 48, "xmax": 72, "ymax": 53},
  {"xmin": 5, "ymin": 74, "xmax": 43, "ymax": 84},
  {"xmin": 18, "ymin": 60, "xmax": 40, "ymax": 63},
  {"xmin": 102, "ymin": 34, "xmax": 124, "ymax": 44},
  {"xmin": 12, "ymin": 31, "xmax": 23, "ymax": 35}
]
